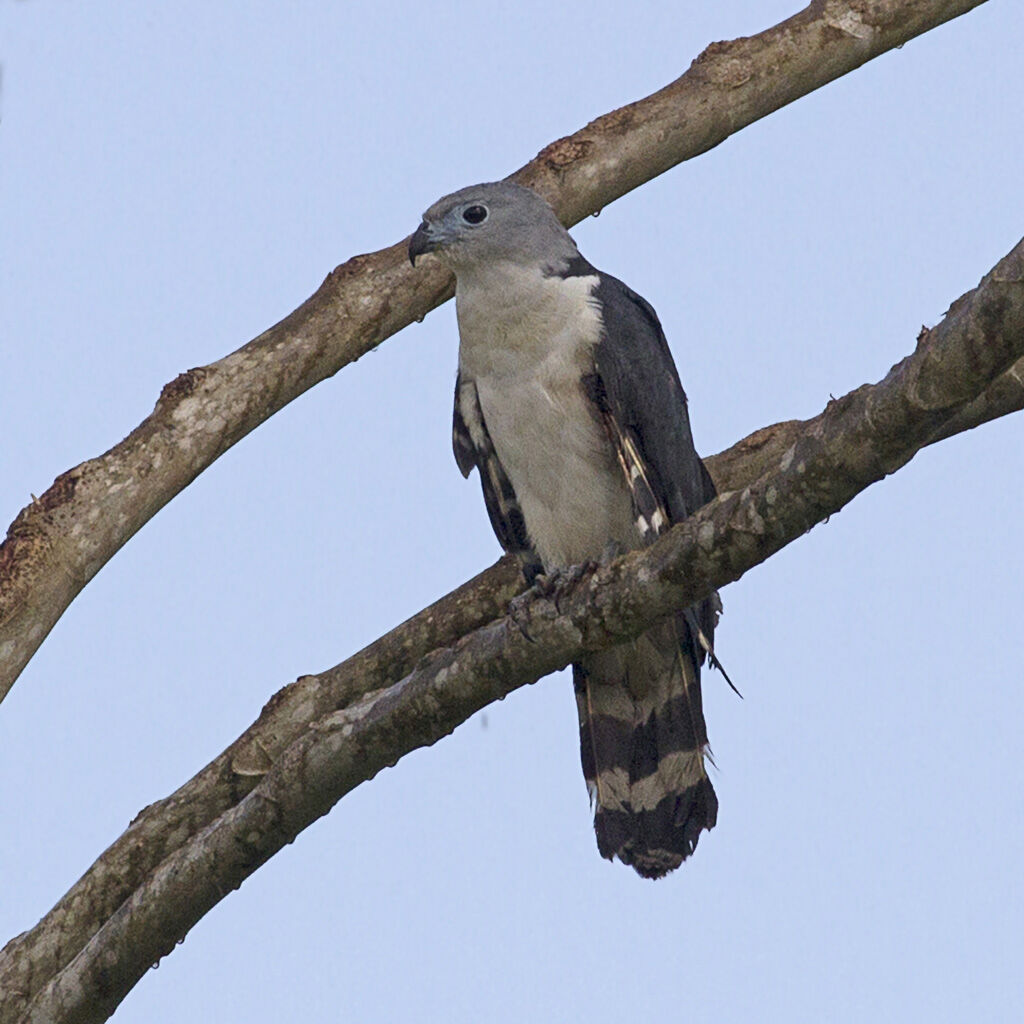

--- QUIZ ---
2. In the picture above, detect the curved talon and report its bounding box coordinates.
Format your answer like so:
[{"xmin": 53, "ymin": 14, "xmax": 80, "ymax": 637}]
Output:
[{"xmin": 507, "ymin": 591, "xmax": 538, "ymax": 644}]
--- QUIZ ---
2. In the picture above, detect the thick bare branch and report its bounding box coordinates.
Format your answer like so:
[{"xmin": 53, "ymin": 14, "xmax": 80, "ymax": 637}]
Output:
[
  {"xmin": 7, "ymin": 348, "xmax": 1019, "ymax": 1021},
  {"xmin": 704, "ymin": 352, "xmax": 1024, "ymax": 492},
  {"xmin": 0, "ymin": 557, "xmax": 527, "ymax": 1022},
  {"xmin": 0, "ymin": 0, "xmax": 989, "ymax": 700},
  {"xmin": 7, "ymin": 235, "xmax": 1022, "ymax": 1024}
]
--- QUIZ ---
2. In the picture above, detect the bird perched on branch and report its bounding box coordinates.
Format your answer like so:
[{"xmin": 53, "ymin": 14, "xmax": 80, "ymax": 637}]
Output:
[{"xmin": 409, "ymin": 181, "xmax": 724, "ymax": 879}]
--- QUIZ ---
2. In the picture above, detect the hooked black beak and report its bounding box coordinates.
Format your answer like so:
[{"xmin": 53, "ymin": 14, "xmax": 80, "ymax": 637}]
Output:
[{"xmin": 408, "ymin": 222, "xmax": 438, "ymax": 267}]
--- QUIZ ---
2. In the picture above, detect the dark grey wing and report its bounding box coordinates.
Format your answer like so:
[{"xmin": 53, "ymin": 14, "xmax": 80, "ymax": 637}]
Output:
[
  {"xmin": 453, "ymin": 374, "xmax": 542, "ymax": 578},
  {"xmin": 589, "ymin": 273, "xmax": 715, "ymax": 523},
  {"xmin": 587, "ymin": 272, "xmax": 724, "ymax": 672}
]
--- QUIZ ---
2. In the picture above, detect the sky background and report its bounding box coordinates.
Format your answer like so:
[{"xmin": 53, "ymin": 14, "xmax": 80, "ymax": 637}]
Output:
[{"xmin": 2, "ymin": 2, "xmax": 1022, "ymax": 1021}]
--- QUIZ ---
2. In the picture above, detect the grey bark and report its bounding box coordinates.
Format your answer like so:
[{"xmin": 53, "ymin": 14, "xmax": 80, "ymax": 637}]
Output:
[
  {"xmin": 0, "ymin": 0, "xmax": 990, "ymax": 701},
  {"xmin": 4, "ymin": 235, "xmax": 1022, "ymax": 1024}
]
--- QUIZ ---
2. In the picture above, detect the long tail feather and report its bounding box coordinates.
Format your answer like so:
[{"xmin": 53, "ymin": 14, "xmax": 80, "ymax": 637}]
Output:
[{"xmin": 574, "ymin": 618, "xmax": 717, "ymax": 879}]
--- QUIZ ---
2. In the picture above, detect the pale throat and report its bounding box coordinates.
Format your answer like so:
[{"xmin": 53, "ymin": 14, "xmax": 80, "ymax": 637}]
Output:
[{"xmin": 455, "ymin": 265, "xmax": 603, "ymax": 381}]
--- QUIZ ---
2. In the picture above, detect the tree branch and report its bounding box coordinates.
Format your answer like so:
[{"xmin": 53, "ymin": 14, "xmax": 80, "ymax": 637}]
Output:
[
  {"xmin": 0, "ymin": 0, "xmax": 989, "ymax": 701},
  {"xmin": 7, "ymin": 350, "xmax": 1020, "ymax": 1024},
  {"xmin": 6, "ymin": 234, "xmax": 1021, "ymax": 1024}
]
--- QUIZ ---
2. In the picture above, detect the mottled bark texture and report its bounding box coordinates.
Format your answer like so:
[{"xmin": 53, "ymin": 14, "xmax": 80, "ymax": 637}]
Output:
[
  {"xmin": 0, "ymin": 0, "xmax": 989, "ymax": 701},
  {"xmin": 4, "ymin": 235, "xmax": 1022, "ymax": 1024}
]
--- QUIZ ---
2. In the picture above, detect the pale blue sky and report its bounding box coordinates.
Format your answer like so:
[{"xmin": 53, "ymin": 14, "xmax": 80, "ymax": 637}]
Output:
[{"xmin": 2, "ymin": 2, "xmax": 1022, "ymax": 1021}]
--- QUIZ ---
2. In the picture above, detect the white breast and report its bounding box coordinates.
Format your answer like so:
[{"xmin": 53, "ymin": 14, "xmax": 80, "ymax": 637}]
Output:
[{"xmin": 457, "ymin": 264, "xmax": 637, "ymax": 569}]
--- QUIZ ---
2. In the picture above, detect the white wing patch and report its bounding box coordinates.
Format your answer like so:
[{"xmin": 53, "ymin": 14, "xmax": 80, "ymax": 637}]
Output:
[{"xmin": 602, "ymin": 416, "xmax": 668, "ymax": 546}]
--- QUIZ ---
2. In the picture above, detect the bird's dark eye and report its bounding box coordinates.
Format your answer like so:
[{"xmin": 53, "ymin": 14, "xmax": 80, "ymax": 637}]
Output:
[{"xmin": 462, "ymin": 205, "xmax": 488, "ymax": 225}]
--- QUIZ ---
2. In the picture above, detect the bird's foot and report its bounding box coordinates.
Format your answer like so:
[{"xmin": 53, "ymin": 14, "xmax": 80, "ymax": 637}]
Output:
[
  {"xmin": 538, "ymin": 561, "xmax": 600, "ymax": 612},
  {"xmin": 507, "ymin": 559, "xmax": 601, "ymax": 643}
]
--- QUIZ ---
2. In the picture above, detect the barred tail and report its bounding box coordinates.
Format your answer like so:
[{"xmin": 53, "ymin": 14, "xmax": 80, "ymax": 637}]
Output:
[{"xmin": 574, "ymin": 616, "xmax": 717, "ymax": 879}]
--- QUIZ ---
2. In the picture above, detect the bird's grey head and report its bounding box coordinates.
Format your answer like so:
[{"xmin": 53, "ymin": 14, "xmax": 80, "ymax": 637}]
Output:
[{"xmin": 408, "ymin": 181, "xmax": 580, "ymax": 275}]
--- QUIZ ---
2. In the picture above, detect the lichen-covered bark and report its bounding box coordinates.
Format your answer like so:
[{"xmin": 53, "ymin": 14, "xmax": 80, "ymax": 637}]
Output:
[
  {"xmin": 703, "ymin": 354, "xmax": 1024, "ymax": 492},
  {"xmin": 6, "ymin": 350, "xmax": 1020, "ymax": 1021},
  {"xmin": 5, "ymin": 234, "xmax": 1021, "ymax": 1024},
  {"xmin": 0, "ymin": 0, "xmax": 989, "ymax": 701},
  {"xmin": 517, "ymin": 0, "xmax": 991, "ymax": 222},
  {"xmin": 0, "ymin": 556, "xmax": 526, "ymax": 1021}
]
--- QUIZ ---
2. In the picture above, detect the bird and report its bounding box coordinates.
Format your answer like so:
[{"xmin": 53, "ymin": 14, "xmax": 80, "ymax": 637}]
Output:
[{"xmin": 409, "ymin": 181, "xmax": 722, "ymax": 879}]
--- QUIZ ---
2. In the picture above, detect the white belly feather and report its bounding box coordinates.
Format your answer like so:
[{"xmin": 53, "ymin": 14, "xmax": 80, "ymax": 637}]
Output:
[{"xmin": 456, "ymin": 265, "xmax": 637, "ymax": 569}]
